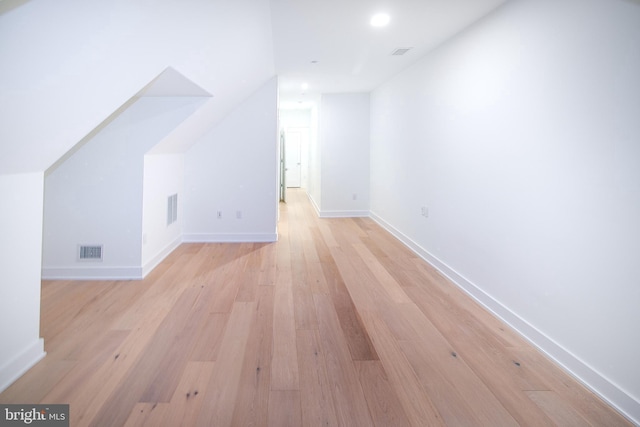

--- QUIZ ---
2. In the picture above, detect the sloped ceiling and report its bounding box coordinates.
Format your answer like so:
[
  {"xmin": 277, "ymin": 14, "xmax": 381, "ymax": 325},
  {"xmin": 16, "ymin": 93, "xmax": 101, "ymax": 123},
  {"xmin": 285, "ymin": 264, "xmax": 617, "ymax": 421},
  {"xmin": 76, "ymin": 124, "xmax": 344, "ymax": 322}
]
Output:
[
  {"xmin": 139, "ymin": 67, "xmax": 212, "ymax": 98},
  {"xmin": 45, "ymin": 67, "xmax": 211, "ymax": 174},
  {"xmin": 0, "ymin": 0, "xmax": 274, "ymax": 175},
  {"xmin": 1, "ymin": 0, "xmax": 510, "ymax": 174},
  {"xmin": 140, "ymin": 67, "xmax": 213, "ymax": 155}
]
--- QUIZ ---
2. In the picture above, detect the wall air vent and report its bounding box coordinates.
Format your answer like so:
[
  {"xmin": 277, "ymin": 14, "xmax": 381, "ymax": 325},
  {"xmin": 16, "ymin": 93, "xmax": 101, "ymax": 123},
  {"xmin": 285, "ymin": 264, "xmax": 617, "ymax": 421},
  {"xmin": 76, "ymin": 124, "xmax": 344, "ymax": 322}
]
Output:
[
  {"xmin": 167, "ymin": 193, "xmax": 178, "ymax": 226},
  {"xmin": 79, "ymin": 245, "xmax": 103, "ymax": 261},
  {"xmin": 391, "ymin": 47, "xmax": 413, "ymax": 56}
]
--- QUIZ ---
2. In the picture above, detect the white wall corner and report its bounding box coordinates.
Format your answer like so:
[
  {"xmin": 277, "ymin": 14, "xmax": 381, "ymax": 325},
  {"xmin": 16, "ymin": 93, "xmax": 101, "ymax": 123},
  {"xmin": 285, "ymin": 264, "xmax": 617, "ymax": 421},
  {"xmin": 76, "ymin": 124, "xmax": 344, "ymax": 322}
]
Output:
[
  {"xmin": 0, "ymin": 172, "xmax": 46, "ymax": 395},
  {"xmin": 303, "ymin": 187, "xmax": 369, "ymax": 219},
  {"xmin": 0, "ymin": 338, "xmax": 45, "ymax": 393},
  {"xmin": 306, "ymin": 191, "xmax": 321, "ymax": 217},
  {"xmin": 370, "ymin": 210, "xmax": 640, "ymax": 425},
  {"xmin": 141, "ymin": 235, "xmax": 183, "ymax": 278}
]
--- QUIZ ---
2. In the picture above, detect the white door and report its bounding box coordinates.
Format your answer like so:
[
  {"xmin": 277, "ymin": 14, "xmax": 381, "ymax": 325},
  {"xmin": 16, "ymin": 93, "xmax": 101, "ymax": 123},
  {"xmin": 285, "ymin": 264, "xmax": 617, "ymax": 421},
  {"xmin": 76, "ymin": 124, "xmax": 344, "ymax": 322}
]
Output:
[{"xmin": 285, "ymin": 130, "xmax": 302, "ymax": 188}]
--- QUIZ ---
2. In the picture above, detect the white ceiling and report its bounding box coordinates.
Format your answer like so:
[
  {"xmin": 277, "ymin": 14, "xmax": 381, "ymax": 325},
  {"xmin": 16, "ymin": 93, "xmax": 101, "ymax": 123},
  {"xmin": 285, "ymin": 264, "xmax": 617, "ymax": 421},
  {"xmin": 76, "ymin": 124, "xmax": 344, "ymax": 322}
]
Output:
[{"xmin": 270, "ymin": 0, "xmax": 509, "ymax": 108}]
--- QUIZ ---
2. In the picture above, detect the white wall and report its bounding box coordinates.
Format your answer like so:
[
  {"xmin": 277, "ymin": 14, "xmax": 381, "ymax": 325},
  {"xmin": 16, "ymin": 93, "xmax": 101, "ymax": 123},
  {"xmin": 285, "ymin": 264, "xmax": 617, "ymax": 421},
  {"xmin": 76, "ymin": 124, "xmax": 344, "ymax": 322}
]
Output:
[
  {"xmin": 318, "ymin": 93, "xmax": 370, "ymax": 217},
  {"xmin": 141, "ymin": 153, "xmax": 184, "ymax": 276},
  {"xmin": 370, "ymin": 0, "xmax": 640, "ymax": 422},
  {"xmin": 0, "ymin": 0, "xmax": 275, "ymax": 175},
  {"xmin": 184, "ymin": 77, "xmax": 279, "ymax": 242},
  {"xmin": 0, "ymin": 0, "xmax": 276, "ymax": 393},
  {"xmin": 308, "ymin": 106, "xmax": 322, "ymax": 209},
  {"xmin": 43, "ymin": 97, "xmax": 202, "ymax": 279},
  {"xmin": 280, "ymin": 109, "xmax": 312, "ymax": 129},
  {"xmin": 0, "ymin": 173, "xmax": 45, "ymax": 392}
]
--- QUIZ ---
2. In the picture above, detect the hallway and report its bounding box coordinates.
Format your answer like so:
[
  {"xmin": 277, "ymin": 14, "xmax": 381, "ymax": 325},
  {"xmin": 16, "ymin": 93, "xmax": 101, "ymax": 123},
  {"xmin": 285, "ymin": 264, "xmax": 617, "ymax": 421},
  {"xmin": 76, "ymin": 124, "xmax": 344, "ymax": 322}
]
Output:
[{"xmin": 0, "ymin": 189, "xmax": 630, "ymax": 426}]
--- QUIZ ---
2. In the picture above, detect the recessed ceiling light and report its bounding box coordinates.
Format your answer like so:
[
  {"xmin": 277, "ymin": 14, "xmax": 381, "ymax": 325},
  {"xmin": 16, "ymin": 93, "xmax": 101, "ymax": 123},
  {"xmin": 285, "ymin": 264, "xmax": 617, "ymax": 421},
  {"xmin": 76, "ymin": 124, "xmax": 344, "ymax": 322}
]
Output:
[
  {"xmin": 370, "ymin": 13, "xmax": 390, "ymax": 27},
  {"xmin": 301, "ymin": 83, "xmax": 309, "ymax": 91}
]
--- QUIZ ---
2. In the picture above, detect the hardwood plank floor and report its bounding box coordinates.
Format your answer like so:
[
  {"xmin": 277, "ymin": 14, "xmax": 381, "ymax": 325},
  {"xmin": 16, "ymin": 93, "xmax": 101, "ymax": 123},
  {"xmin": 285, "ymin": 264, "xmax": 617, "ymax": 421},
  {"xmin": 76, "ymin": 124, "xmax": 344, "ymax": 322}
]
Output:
[{"xmin": 0, "ymin": 188, "xmax": 632, "ymax": 426}]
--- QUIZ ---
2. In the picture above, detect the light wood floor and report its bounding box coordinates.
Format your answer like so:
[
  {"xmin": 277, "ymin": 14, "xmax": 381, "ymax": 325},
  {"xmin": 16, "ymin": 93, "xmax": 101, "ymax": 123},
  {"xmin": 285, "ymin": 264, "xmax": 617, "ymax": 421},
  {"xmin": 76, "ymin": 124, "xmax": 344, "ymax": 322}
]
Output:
[{"xmin": 0, "ymin": 189, "xmax": 631, "ymax": 426}]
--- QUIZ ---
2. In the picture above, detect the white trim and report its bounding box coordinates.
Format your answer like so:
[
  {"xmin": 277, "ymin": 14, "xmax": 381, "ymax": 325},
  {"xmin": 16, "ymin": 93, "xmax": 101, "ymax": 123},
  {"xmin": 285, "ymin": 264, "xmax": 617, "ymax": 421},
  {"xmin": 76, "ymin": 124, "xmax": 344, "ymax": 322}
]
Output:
[
  {"xmin": 141, "ymin": 236, "xmax": 182, "ymax": 278},
  {"xmin": 41, "ymin": 266, "xmax": 143, "ymax": 280},
  {"xmin": 183, "ymin": 233, "xmax": 278, "ymax": 243},
  {"xmin": 307, "ymin": 193, "xmax": 321, "ymax": 216},
  {"xmin": 303, "ymin": 192, "xmax": 370, "ymax": 219},
  {"xmin": 0, "ymin": 338, "xmax": 45, "ymax": 393},
  {"xmin": 318, "ymin": 210, "xmax": 370, "ymax": 218},
  {"xmin": 370, "ymin": 210, "xmax": 640, "ymax": 426},
  {"xmin": 41, "ymin": 232, "xmax": 278, "ymax": 280}
]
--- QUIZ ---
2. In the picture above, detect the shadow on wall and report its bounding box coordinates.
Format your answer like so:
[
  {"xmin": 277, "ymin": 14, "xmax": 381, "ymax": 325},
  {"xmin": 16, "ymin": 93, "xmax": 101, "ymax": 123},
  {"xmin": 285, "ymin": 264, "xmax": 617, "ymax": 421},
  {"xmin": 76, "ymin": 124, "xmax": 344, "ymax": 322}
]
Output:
[{"xmin": 0, "ymin": 0, "xmax": 31, "ymax": 15}]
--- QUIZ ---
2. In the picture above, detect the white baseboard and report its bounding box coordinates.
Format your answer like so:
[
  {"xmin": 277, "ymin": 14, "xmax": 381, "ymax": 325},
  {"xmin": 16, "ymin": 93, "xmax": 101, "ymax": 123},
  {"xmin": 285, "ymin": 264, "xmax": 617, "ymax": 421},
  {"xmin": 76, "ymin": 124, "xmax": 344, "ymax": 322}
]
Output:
[
  {"xmin": 307, "ymin": 193, "xmax": 321, "ymax": 216},
  {"xmin": 370, "ymin": 211, "xmax": 640, "ymax": 426},
  {"xmin": 41, "ymin": 266, "xmax": 143, "ymax": 280},
  {"xmin": 141, "ymin": 236, "xmax": 182, "ymax": 278},
  {"xmin": 41, "ymin": 232, "xmax": 278, "ymax": 280},
  {"xmin": 183, "ymin": 233, "xmax": 278, "ymax": 243},
  {"xmin": 304, "ymin": 193, "xmax": 369, "ymax": 219},
  {"xmin": 0, "ymin": 338, "xmax": 45, "ymax": 393},
  {"xmin": 319, "ymin": 210, "xmax": 370, "ymax": 218}
]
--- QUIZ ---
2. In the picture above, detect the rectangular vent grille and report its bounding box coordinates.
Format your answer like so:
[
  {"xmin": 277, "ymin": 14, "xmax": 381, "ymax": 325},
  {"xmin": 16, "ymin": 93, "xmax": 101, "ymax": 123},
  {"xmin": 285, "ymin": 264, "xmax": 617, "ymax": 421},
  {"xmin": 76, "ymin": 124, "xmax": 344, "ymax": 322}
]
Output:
[
  {"xmin": 391, "ymin": 47, "xmax": 413, "ymax": 56},
  {"xmin": 167, "ymin": 193, "xmax": 178, "ymax": 226},
  {"xmin": 79, "ymin": 245, "xmax": 103, "ymax": 261}
]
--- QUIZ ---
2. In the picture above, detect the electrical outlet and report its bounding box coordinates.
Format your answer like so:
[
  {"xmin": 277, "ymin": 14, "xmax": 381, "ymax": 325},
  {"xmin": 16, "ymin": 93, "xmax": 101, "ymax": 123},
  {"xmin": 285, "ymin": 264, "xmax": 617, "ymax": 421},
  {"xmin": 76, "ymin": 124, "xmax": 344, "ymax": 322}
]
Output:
[
  {"xmin": 352, "ymin": 193, "xmax": 357, "ymax": 201},
  {"xmin": 236, "ymin": 210, "xmax": 242, "ymax": 219},
  {"xmin": 421, "ymin": 206, "xmax": 429, "ymax": 218},
  {"xmin": 217, "ymin": 211, "xmax": 222, "ymax": 219}
]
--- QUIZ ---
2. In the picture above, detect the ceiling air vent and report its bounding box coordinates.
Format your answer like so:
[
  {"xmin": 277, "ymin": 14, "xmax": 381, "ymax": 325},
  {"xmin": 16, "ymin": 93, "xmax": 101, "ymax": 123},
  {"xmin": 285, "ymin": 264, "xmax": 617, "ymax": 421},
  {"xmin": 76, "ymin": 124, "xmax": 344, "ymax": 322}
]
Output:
[
  {"xmin": 391, "ymin": 47, "xmax": 413, "ymax": 56},
  {"xmin": 79, "ymin": 245, "xmax": 103, "ymax": 261}
]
